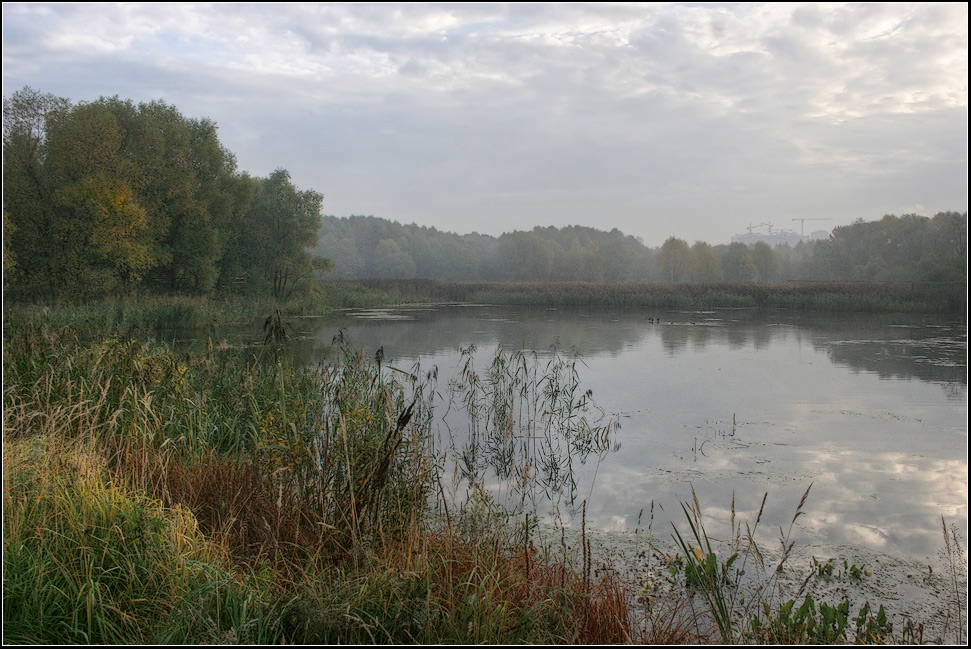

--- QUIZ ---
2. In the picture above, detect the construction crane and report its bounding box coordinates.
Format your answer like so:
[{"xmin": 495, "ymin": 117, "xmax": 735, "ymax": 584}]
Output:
[
  {"xmin": 746, "ymin": 222, "xmax": 774, "ymax": 234},
  {"xmin": 791, "ymin": 218, "xmax": 833, "ymax": 236}
]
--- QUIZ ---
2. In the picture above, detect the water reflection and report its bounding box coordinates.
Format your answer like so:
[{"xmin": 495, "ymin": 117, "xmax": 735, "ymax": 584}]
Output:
[{"xmin": 298, "ymin": 306, "xmax": 966, "ymax": 389}]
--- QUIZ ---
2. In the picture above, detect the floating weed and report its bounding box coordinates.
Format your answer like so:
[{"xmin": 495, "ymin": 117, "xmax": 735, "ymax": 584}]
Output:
[
  {"xmin": 747, "ymin": 595, "xmax": 893, "ymax": 644},
  {"xmin": 811, "ymin": 556, "xmax": 870, "ymax": 581},
  {"xmin": 812, "ymin": 556, "xmax": 836, "ymax": 578}
]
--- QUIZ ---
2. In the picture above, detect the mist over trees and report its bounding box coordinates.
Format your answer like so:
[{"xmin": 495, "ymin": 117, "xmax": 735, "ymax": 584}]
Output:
[
  {"xmin": 4, "ymin": 87, "xmax": 966, "ymax": 300},
  {"xmin": 314, "ymin": 220, "xmax": 660, "ymax": 283},
  {"xmin": 316, "ymin": 214, "xmax": 966, "ymax": 285}
]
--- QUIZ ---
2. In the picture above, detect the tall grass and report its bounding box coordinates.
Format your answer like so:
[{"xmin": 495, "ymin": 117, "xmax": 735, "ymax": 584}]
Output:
[
  {"xmin": 939, "ymin": 517, "xmax": 968, "ymax": 644},
  {"xmin": 666, "ymin": 486, "xmax": 809, "ymax": 643},
  {"xmin": 2, "ymin": 434, "xmax": 283, "ymax": 644},
  {"xmin": 3, "ymin": 317, "xmax": 634, "ymax": 644},
  {"xmin": 1, "ymin": 293, "xmax": 345, "ymax": 342}
]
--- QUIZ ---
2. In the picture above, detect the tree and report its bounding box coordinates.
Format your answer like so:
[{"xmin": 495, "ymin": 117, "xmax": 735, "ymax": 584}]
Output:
[
  {"xmin": 215, "ymin": 172, "xmax": 260, "ymax": 289},
  {"xmin": 3, "ymin": 88, "xmax": 70, "ymax": 297},
  {"xmin": 751, "ymin": 241, "xmax": 776, "ymax": 283},
  {"xmin": 498, "ymin": 231, "xmax": 554, "ymax": 281},
  {"xmin": 30, "ymin": 100, "xmax": 131, "ymax": 296},
  {"xmin": 601, "ymin": 230, "xmax": 643, "ymax": 283},
  {"xmin": 98, "ymin": 98, "xmax": 222, "ymax": 292},
  {"xmin": 54, "ymin": 175, "xmax": 154, "ymax": 294},
  {"xmin": 720, "ymin": 242, "xmax": 759, "ymax": 282},
  {"xmin": 690, "ymin": 241, "xmax": 722, "ymax": 282},
  {"xmin": 374, "ymin": 238, "xmax": 417, "ymax": 278},
  {"xmin": 658, "ymin": 237, "xmax": 691, "ymax": 282},
  {"xmin": 3, "ymin": 86, "xmax": 328, "ymax": 299},
  {"xmin": 921, "ymin": 211, "xmax": 968, "ymax": 282},
  {"xmin": 242, "ymin": 169, "xmax": 325, "ymax": 298},
  {"xmin": 3, "ymin": 210, "xmax": 17, "ymax": 286}
]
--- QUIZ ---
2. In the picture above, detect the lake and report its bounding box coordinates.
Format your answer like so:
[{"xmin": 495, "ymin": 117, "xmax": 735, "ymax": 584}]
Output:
[{"xmin": 187, "ymin": 304, "xmax": 968, "ymax": 563}]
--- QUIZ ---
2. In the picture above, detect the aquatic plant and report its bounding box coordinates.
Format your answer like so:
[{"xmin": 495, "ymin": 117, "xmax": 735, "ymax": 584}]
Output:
[
  {"xmin": 657, "ymin": 485, "xmax": 961, "ymax": 644},
  {"xmin": 444, "ymin": 343, "xmax": 616, "ymax": 515},
  {"xmin": 663, "ymin": 485, "xmax": 812, "ymax": 642}
]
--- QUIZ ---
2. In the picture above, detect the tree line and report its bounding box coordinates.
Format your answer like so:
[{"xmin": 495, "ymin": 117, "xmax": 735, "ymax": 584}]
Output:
[
  {"xmin": 3, "ymin": 87, "xmax": 326, "ymax": 301},
  {"xmin": 4, "ymin": 87, "xmax": 965, "ymax": 300},
  {"xmin": 316, "ymin": 212, "xmax": 966, "ymax": 284}
]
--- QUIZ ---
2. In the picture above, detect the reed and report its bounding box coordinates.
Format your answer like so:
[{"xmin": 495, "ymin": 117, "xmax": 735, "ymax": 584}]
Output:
[
  {"xmin": 939, "ymin": 517, "xmax": 968, "ymax": 644},
  {"xmin": 324, "ymin": 279, "xmax": 966, "ymax": 313},
  {"xmin": 445, "ymin": 343, "xmax": 615, "ymax": 513}
]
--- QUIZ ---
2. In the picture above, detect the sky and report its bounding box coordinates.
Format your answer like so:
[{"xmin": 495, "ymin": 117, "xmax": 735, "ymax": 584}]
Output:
[{"xmin": 2, "ymin": 2, "xmax": 967, "ymax": 246}]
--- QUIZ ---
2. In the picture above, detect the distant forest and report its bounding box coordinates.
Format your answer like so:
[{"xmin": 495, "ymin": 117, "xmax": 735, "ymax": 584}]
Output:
[
  {"xmin": 3, "ymin": 87, "xmax": 967, "ymax": 302},
  {"xmin": 316, "ymin": 213, "xmax": 967, "ymax": 285}
]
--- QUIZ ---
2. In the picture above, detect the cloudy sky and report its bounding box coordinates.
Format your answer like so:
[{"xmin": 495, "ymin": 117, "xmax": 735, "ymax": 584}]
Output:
[{"xmin": 2, "ymin": 2, "xmax": 967, "ymax": 246}]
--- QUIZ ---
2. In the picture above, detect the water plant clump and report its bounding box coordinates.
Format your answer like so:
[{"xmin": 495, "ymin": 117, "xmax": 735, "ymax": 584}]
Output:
[
  {"xmin": 641, "ymin": 485, "xmax": 969, "ymax": 645},
  {"xmin": 443, "ymin": 343, "xmax": 616, "ymax": 518}
]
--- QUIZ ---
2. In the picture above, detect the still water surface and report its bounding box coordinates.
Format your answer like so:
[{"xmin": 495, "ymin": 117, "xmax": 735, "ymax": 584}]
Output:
[{"xmin": 193, "ymin": 305, "xmax": 969, "ymax": 561}]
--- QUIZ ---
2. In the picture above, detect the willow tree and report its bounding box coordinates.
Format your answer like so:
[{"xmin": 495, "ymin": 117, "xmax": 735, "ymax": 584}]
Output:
[
  {"xmin": 2, "ymin": 87, "xmax": 70, "ymax": 298},
  {"xmin": 241, "ymin": 169, "xmax": 327, "ymax": 298}
]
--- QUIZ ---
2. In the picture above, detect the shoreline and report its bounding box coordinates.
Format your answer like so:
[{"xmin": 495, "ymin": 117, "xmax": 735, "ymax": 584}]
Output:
[{"xmin": 543, "ymin": 522, "xmax": 968, "ymax": 644}]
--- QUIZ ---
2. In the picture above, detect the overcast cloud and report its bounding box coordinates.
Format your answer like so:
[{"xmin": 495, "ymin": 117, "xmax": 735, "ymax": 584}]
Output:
[{"xmin": 2, "ymin": 2, "xmax": 967, "ymax": 245}]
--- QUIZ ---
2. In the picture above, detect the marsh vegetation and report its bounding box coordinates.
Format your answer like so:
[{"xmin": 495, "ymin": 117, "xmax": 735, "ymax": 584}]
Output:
[
  {"xmin": 2, "ymin": 315, "xmax": 634, "ymax": 643},
  {"xmin": 3, "ymin": 300, "xmax": 966, "ymax": 644}
]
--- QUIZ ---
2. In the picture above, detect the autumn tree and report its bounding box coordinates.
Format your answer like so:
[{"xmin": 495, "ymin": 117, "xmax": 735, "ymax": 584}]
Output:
[
  {"xmin": 54, "ymin": 175, "xmax": 154, "ymax": 294},
  {"xmin": 4, "ymin": 86, "xmax": 331, "ymax": 300},
  {"xmin": 25, "ymin": 100, "xmax": 135, "ymax": 296},
  {"xmin": 751, "ymin": 241, "xmax": 777, "ymax": 283}
]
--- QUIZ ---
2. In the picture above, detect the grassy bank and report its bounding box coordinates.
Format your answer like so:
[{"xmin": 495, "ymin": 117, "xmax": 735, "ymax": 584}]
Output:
[
  {"xmin": 1, "ymin": 294, "xmax": 346, "ymax": 337},
  {"xmin": 2, "ymin": 319, "xmax": 636, "ymax": 644}
]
